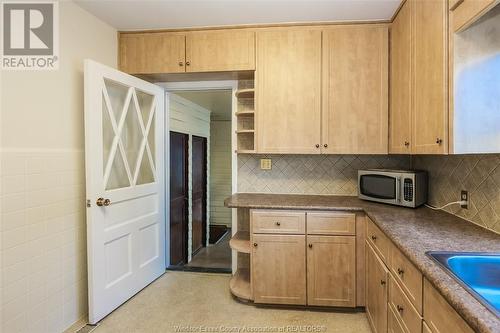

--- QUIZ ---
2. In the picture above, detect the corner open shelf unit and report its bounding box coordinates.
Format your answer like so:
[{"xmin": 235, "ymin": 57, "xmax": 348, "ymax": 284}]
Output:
[
  {"xmin": 235, "ymin": 86, "xmax": 255, "ymax": 153},
  {"xmin": 229, "ymin": 208, "xmax": 253, "ymax": 301}
]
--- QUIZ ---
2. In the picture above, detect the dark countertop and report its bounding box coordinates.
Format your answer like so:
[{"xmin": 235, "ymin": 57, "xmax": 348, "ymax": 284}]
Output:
[{"xmin": 225, "ymin": 193, "xmax": 500, "ymax": 333}]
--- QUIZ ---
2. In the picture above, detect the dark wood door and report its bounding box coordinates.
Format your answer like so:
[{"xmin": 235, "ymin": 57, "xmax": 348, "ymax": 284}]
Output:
[
  {"xmin": 170, "ymin": 131, "xmax": 189, "ymax": 266},
  {"xmin": 192, "ymin": 135, "xmax": 207, "ymax": 255}
]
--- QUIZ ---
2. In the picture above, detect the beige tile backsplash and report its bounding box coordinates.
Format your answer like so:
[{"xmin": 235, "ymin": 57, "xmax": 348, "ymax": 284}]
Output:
[
  {"xmin": 238, "ymin": 154, "xmax": 410, "ymax": 195},
  {"xmin": 238, "ymin": 153, "xmax": 500, "ymax": 234},
  {"xmin": 413, "ymin": 154, "xmax": 500, "ymax": 233}
]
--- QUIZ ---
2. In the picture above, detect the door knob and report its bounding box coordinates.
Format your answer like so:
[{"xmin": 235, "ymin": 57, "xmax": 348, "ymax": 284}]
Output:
[{"xmin": 96, "ymin": 198, "xmax": 111, "ymax": 207}]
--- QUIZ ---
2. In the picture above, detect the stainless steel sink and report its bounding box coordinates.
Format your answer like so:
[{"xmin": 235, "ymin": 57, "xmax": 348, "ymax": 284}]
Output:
[{"xmin": 427, "ymin": 251, "xmax": 500, "ymax": 318}]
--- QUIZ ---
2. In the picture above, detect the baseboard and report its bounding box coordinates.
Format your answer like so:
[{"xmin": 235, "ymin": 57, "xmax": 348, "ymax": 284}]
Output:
[{"xmin": 63, "ymin": 315, "xmax": 88, "ymax": 333}]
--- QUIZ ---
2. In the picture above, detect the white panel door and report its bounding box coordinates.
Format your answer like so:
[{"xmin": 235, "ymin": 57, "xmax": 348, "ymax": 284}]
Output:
[{"xmin": 84, "ymin": 60, "xmax": 165, "ymax": 324}]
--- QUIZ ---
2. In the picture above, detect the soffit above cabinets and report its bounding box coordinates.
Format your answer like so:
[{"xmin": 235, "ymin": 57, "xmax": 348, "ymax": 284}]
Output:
[{"xmin": 75, "ymin": 0, "xmax": 402, "ymax": 31}]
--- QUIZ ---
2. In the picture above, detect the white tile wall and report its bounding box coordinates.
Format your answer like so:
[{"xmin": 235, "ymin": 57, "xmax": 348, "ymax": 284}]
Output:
[{"xmin": 0, "ymin": 150, "xmax": 87, "ymax": 333}]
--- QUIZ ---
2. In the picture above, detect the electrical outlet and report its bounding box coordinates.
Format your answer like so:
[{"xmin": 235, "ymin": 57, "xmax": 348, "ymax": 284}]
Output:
[
  {"xmin": 260, "ymin": 158, "xmax": 272, "ymax": 170},
  {"xmin": 461, "ymin": 190, "xmax": 469, "ymax": 209}
]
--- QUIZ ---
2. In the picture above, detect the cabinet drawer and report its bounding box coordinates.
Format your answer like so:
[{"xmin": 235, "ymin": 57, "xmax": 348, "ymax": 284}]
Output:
[
  {"xmin": 251, "ymin": 210, "xmax": 305, "ymax": 234},
  {"xmin": 389, "ymin": 276, "xmax": 422, "ymax": 333},
  {"xmin": 388, "ymin": 304, "xmax": 407, "ymax": 333},
  {"xmin": 389, "ymin": 245, "xmax": 423, "ymax": 314},
  {"xmin": 307, "ymin": 212, "xmax": 356, "ymax": 235},
  {"xmin": 423, "ymin": 279, "xmax": 474, "ymax": 333},
  {"xmin": 366, "ymin": 218, "xmax": 390, "ymax": 265}
]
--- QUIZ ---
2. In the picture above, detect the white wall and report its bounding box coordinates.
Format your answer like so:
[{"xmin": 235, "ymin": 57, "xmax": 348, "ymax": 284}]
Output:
[
  {"xmin": 209, "ymin": 120, "xmax": 232, "ymax": 227},
  {"xmin": 169, "ymin": 93, "xmax": 210, "ymax": 261},
  {"xmin": 0, "ymin": 2, "xmax": 117, "ymax": 332}
]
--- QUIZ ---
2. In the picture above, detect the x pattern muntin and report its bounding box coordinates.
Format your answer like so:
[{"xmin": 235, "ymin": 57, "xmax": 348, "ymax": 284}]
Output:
[{"xmin": 102, "ymin": 78, "xmax": 156, "ymax": 189}]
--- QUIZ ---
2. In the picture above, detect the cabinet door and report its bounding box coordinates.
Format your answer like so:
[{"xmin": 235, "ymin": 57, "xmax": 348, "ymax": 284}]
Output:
[
  {"xmin": 119, "ymin": 33, "xmax": 186, "ymax": 74},
  {"xmin": 366, "ymin": 242, "xmax": 389, "ymax": 333},
  {"xmin": 322, "ymin": 25, "xmax": 388, "ymax": 154},
  {"xmin": 256, "ymin": 29, "xmax": 322, "ymax": 154},
  {"xmin": 252, "ymin": 234, "xmax": 306, "ymax": 305},
  {"xmin": 423, "ymin": 279, "xmax": 474, "ymax": 333},
  {"xmin": 307, "ymin": 236, "xmax": 356, "ymax": 307},
  {"xmin": 390, "ymin": 1, "xmax": 412, "ymax": 154},
  {"xmin": 412, "ymin": 0, "xmax": 448, "ymax": 154},
  {"xmin": 186, "ymin": 30, "xmax": 255, "ymax": 72}
]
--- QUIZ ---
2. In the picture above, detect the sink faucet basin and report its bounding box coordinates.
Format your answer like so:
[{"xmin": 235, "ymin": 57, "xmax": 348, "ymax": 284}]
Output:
[{"xmin": 427, "ymin": 251, "xmax": 500, "ymax": 318}]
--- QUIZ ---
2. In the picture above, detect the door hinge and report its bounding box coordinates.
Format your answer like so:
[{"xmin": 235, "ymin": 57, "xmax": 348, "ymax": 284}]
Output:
[{"xmin": 86, "ymin": 199, "xmax": 91, "ymax": 208}]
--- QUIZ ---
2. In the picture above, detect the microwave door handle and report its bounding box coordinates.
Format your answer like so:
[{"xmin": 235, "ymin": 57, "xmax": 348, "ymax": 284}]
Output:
[{"xmin": 396, "ymin": 177, "xmax": 401, "ymax": 202}]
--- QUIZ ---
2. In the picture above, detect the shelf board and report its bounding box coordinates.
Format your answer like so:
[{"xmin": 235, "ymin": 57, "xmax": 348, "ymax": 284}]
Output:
[
  {"xmin": 235, "ymin": 89, "xmax": 255, "ymax": 98},
  {"xmin": 235, "ymin": 110, "xmax": 255, "ymax": 117},
  {"xmin": 229, "ymin": 231, "xmax": 250, "ymax": 253},
  {"xmin": 229, "ymin": 268, "xmax": 252, "ymax": 300},
  {"xmin": 236, "ymin": 129, "xmax": 255, "ymax": 134},
  {"xmin": 236, "ymin": 149, "xmax": 256, "ymax": 154}
]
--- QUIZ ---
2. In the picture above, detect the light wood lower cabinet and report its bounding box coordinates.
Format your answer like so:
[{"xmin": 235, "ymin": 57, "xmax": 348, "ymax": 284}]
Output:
[
  {"xmin": 423, "ymin": 279, "xmax": 474, "ymax": 333},
  {"xmin": 251, "ymin": 234, "xmax": 306, "ymax": 305},
  {"xmin": 366, "ymin": 242, "xmax": 389, "ymax": 333},
  {"xmin": 307, "ymin": 235, "xmax": 356, "ymax": 307}
]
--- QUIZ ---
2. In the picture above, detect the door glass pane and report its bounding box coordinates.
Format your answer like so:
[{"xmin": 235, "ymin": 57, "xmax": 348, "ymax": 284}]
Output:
[
  {"xmin": 103, "ymin": 79, "xmax": 129, "ymax": 121},
  {"xmin": 136, "ymin": 89, "xmax": 154, "ymax": 127},
  {"xmin": 147, "ymin": 112, "xmax": 155, "ymax": 169},
  {"xmin": 102, "ymin": 94, "xmax": 114, "ymax": 172},
  {"xmin": 106, "ymin": 149, "xmax": 130, "ymax": 190},
  {"xmin": 121, "ymin": 96, "xmax": 142, "ymax": 178},
  {"xmin": 136, "ymin": 152, "xmax": 155, "ymax": 185}
]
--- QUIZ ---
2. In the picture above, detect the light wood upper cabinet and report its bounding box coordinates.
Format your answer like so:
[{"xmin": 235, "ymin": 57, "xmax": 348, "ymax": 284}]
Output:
[
  {"xmin": 252, "ymin": 234, "xmax": 307, "ymax": 305},
  {"xmin": 412, "ymin": 0, "xmax": 449, "ymax": 154},
  {"xmin": 389, "ymin": 1, "xmax": 412, "ymax": 154},
  {"xmin": 185, "ymin": 30, "xmax": 255, "ymax": 72},
  {"xmin": 307, "ymin": 235, "xmax": 356, "ymax": 307},
  {"xmin": 256, "ymin": 29, "xmax": 322, "ymax": 154},
  {"xmin": 119, "ymin": 33, "xmax": 186, "ymax": 74},
  {"xmin": 322, "ymin": 25, "xmax": 389, "ymax": 154},
  {"xmin": 366, "ymin": 242, "xmax": 389, "ymax": 333},
  {"xmin": 451, "ymin": 0, "xmax": 498, "ymax": 32}
]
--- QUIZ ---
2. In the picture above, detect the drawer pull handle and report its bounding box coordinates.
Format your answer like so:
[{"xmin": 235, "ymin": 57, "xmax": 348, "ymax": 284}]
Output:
[
  {"xmin": 380, "ymin": 280, "xmax": 386, "ymax": 286},
  {"xmin": 397, "ymin": 268, "xmax": 405, "ymax": 275},
  {"xmin": 253, "ymin": 243, "xmax": 258, "ymax": 247},
  {"xmin": 397, "ymin": 305, "xmax": 404, "ymax": 313},
  {"xmin": 275, "ymin": 222, "xmax": 281, "ymax": 226},
  {"xmin": 371, "ymin": 235, "xmax": 377, "ymax": 241}
]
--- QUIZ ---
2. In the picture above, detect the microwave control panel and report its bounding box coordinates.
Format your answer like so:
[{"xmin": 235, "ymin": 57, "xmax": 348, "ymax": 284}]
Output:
[{"xmin": 403, "ymin": 178, "xmax": 413, "ymax": 202}]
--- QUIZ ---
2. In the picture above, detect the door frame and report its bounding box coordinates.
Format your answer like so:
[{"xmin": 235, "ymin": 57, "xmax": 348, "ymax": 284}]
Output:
[{"xmin": 161, "ymin": 80, "xmax": 238, "ymax": 269}]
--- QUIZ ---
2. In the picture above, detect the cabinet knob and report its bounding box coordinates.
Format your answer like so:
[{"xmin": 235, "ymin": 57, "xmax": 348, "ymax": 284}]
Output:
[
  {"xmin": 275, "ymin": 221, "xmax": 281, "ymax": 226},
  {"xmin": 253, "ymin": 243, "xmax": 258, "ymax": 247},
  {"xmin": 404, "ymin": 141, "xmax": 410, "ymax": 147},
  {"xmin": 315, "ymin": 144, "xmax": 320, "ymax": 148},
  {"xmin": 178, "ymin": 61, "xmax": 184, "ymax": 66},
  {"xmin": 397, "ymin": 305, "xmax": 404, "ymax": 313},
  {"xmin": 186, "ymin": 61, "xmax": 191, "ymax": 66},
  {"xmin": 308, "ymin": 244, "xmax": 313, "ymax": 248},
  {"xmin": 397, "ymin": 268, "xmax": 405, "ymax": 275},
  {"xmin": 436, "ymin": 138, "xmax": 443, "ymax": 145},
  {"xmin": 380, "ymin": 280, "xmax": 386, "ymax": 286},
  {"xmin": 371, "ymin": 235, "xmax": 377, "ymax": 241},
  {"xmin": 323, "ymin": 144, "xmax": 328, "ymax": 148}
]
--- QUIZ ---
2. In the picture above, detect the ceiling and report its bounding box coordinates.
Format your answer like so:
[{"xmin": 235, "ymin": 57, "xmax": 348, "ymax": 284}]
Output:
[
  {"xmin": 173, "ymin": 90, "xmax": 233, "ymax": 120},
  {"xmin": 75, "ymin": 0, "xmax": 402, "ymax": 31}
]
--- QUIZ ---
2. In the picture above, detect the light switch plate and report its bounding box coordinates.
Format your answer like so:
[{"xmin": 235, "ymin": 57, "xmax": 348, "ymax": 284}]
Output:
[{"xmin": 260, "ymin": 158, "xmax": 272, "ymax": 170}]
